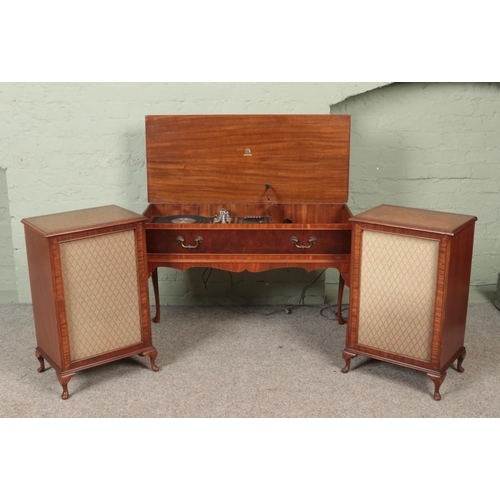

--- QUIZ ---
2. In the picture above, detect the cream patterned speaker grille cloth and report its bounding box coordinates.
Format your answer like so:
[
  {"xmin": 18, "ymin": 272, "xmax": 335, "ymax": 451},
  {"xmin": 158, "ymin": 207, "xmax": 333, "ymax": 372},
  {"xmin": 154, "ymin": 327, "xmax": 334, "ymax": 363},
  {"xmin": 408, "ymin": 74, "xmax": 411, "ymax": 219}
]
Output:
[
  {"xmin": 357, "ymin": 230, "xmax": 439, "ymax": 362},
  {"xmin": 60, "ymin": 230, "xmax": 142, "ymax": 362}
]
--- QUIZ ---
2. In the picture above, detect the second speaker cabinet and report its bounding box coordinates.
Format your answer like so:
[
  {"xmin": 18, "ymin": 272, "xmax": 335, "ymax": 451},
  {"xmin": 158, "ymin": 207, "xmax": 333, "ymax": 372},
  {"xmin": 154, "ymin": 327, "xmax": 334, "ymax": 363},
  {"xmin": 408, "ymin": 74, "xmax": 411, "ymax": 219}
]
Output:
[
  {"xmin": 342, "ymin": 205, "xmax": 477, "ymax": 400},
  {"xmin": 22, "ymin": 205, "xmax": 159, "ymax": 400}
]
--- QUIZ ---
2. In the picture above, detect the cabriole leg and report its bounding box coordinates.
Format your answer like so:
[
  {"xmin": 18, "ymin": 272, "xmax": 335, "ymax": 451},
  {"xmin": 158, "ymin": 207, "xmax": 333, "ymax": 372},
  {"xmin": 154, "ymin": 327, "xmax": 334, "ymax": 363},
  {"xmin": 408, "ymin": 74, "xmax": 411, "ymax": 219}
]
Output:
[
  {"xmin": 35, "ymin": 348, "xmax": 45, "ymax": 373},
  {"xmin": 152, "ymin": 268, "xmax": 160, "ymax": 323},
  {"xmin": 56, "ymin": 373, "xmax": 75, "ymax": 400},
  {"xmin": 139, "ymin": 348, "xmax": 160, "ymax": 372},
  {"xmin": 337, "ymin": 273, "xmax": 346, "ymax": 325},
  {"xmin": 457, "ymin": 349, "xmax": 466, "ymax": 373},
  {"xmin": 341, "ymin": 351, "xmax": 357, "ymax": 373},
  {"xmin": 427, "ymin": 371, "xmax": 447, "ymax": 401}
]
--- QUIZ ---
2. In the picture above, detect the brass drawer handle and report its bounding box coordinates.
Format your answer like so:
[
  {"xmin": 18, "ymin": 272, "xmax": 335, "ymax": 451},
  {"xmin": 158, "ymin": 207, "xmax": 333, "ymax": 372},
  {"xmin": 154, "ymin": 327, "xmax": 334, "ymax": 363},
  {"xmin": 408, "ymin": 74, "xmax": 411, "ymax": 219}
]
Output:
[
  {"xmin": 290, "ymin": 236, "xmax": 317, "ymax": 249},
  {"xmin": 176, "ymin": 236, "xmax": 203, "ymax": 249}
]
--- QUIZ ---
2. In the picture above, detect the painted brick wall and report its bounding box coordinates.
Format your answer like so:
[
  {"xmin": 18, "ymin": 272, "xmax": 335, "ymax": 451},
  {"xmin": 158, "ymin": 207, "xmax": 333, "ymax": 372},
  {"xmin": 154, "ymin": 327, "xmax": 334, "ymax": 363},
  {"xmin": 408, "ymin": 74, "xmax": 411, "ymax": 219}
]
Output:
[
  {"xmin": 0, "ymin": 168, "xmax": 17, "ymax": 302},
  {"xmin": 331, "ymin": 82, "xmax": 500, "ymax": 287},
  {"xmin": 3, "ymin": 82, "xmax": 497, "ymax": 306},
  {"xmin": 2, "ymin": 82, "xmax": 385, "ymax": 304}
]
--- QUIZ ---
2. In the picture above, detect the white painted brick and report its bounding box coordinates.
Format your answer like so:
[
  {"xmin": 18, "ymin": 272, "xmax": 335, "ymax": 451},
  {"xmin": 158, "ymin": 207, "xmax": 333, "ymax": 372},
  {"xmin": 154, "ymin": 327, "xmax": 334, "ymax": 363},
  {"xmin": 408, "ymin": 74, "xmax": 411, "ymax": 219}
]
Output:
[
  {"xmin": 105, "ymin": 101, "xmax": 130, "ymax": 119},
  {"xmin": 463, "ymin": 178, "xmax": 500, "ymax": 193},
  {"xmin": 3, "ymin": 82, "xmax": 499, "ymax": 304},
  {"xmin": 398, "ymin": 131, "xmax": 444, "ymax": 149},
  {"xmin": 339, "ymin": 83, "xmax": 499, "ymax": 287}
]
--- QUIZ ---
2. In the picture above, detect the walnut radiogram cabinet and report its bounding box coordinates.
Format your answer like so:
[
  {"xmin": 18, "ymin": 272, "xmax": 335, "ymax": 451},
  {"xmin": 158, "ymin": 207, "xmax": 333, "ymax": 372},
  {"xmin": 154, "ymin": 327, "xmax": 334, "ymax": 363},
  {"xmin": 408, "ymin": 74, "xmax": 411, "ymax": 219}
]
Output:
[
  {"xmin": 142, "ymin": 114, "xmax": 353, "ymax": 322},
  {"xmin": 342, "ymin": 204, "xmax": 477, "ymax": 400},
  {"xmin": 22, "ymin": 205, "xmax": 159, "ymax": 399}
]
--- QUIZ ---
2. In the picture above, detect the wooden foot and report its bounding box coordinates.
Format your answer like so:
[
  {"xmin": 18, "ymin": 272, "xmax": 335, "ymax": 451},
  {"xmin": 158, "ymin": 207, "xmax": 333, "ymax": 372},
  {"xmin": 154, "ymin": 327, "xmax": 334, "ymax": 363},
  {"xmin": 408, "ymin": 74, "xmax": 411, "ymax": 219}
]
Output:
[
  {"xmin": 341, "ymin": 350, "xmax": 357, "ymax": 373},
  {"xmin": 56, "ymin": 372, "xmax": 75, "ymax": 400},
  {"xmin": 35, "ymin": 348, "xmax": 45, "ymax": 373},
  {"xmin": 457, "ymin": 349, "xmax": 466, "ymax": 373},
  {"xmin": 337, "ymin": 273, "xmax": 346, "ymax": 325},
  {"xmin": 427, "ymin": 371, "xmax": 447, "ymax": 401},
  {"xmin": 139, "ymin": 348, "xmax": 160, "ymax": 372},
  {"xmin": 152, "ymin": 268, "xmax": 160, "ymax": 323}
]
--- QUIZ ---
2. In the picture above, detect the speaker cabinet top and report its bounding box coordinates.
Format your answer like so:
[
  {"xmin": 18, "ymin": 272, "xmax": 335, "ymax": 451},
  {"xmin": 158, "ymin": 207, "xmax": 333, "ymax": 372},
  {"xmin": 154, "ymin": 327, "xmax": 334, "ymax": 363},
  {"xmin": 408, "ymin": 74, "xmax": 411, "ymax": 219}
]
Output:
[
  {"xmin": 349, "ymin": 204, "xmax": 477, "ymax": 236},
  {"xmin": 21, "ymin": 205, "xmax": 147, "ymax": 238}
]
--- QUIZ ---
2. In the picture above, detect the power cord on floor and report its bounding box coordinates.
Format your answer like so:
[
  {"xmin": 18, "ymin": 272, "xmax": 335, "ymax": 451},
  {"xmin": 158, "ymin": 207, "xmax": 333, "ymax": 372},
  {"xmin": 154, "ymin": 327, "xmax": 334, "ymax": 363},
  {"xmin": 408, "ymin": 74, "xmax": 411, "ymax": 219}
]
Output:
[{"xmin": 200, "ymin": 267, "xmax": 348, "ymax": 321}]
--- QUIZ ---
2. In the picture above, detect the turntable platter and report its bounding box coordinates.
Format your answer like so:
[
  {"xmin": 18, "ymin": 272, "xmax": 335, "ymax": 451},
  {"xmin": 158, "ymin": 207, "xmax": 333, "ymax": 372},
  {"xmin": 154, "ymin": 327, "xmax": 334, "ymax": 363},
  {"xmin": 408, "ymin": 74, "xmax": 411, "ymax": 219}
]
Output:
[
  {"xmin": 153, "ymin": 215, "xmax": 211, "ymax": 224},
  {"xmin": 171, "ymin": 217, "xmax": 199, "ymax": 224}
]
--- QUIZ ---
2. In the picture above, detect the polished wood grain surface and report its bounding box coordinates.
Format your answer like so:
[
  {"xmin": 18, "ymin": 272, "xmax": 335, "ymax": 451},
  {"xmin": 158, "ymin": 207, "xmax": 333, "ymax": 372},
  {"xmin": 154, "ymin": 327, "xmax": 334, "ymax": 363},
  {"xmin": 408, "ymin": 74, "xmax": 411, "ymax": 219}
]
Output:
[
  {"xmin": 439, "ymin": 222, "xmax": 476, "ymax": 366},
  {"xmin": 22, "ymin": 205, "xmax": 147, "ymax": 237},
  {"xmin": 146, "ymin": 227, "xmax": 351, "ymax": 255},
  {"xmin": 349, "ymin": 204, "xmax": 477, "ymax": 235},
  {"xmin": 143, "ymin": 202, "xmax": 352, "ymax": 225},
  {"xmin": 23, "ymin": 209, "xmax": 158, "ymax": 400},
  {"xmin": 146, "ymin": 115, "xmax": 351, "ymax": 204},
  {"xmin": 24, "ymin": 226, "xmax": 62, "ymax": 368},
  {"xmin": 343, "ymin": 204, "xmax": 476, "ymax": 400},
  {"xmin": 144, "ymin": 114, "xmax": 353, "ymax": 325},
  {"xmin": 147, "ymin": 253, "xmax": 351, "ymax": 275}
]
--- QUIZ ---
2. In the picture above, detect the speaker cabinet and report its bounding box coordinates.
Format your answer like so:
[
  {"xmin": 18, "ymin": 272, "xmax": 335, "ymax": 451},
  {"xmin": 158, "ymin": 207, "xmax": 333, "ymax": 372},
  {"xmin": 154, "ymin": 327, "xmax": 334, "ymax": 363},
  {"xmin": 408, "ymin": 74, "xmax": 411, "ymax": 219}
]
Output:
[
  {"xmin": 342, "ymin": 205, "xmax": 476, "ymax": 400},
  {"xmin": 22, "ymin": 205, "xmax": 159, "ymax": 399}
]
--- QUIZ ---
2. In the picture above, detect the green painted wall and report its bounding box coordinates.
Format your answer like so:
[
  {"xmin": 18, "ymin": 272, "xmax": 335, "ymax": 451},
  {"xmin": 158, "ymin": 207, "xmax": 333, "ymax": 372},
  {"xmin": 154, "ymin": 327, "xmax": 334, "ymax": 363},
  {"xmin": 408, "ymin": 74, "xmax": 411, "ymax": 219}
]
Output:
[
  {"xmin": 0, "ymin": 168, "xmax": 17, "ymax": 303},
  {"xmin": 2, "ymin": 82, "xmax": 497, "ymax": 306},
  {"xmin": 332, "ymin": 82, "xmax": 500, "ymax": 289}
]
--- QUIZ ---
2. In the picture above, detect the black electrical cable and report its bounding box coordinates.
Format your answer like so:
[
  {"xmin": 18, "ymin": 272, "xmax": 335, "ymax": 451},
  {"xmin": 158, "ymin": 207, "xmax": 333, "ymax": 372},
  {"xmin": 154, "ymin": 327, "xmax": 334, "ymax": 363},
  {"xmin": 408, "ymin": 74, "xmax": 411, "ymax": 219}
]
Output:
[{"xmin": 199, "ymin": 266, "xmax": 348, "ymax": 321}]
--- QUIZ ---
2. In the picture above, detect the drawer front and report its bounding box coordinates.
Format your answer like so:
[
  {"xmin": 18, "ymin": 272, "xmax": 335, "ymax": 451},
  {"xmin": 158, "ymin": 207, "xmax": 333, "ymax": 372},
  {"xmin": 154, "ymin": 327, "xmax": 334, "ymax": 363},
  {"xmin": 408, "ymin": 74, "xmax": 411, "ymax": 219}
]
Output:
[{"xmin": 146, "ymin": 228, "xmax": 351, "ymax": 255}]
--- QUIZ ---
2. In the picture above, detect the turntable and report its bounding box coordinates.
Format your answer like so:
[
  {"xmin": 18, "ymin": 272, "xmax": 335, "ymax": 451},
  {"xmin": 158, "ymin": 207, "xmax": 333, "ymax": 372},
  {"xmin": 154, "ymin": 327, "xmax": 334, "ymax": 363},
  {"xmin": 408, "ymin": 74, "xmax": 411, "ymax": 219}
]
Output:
[
  {"xmin": 143, "ymin": 115, "xmax": 353, "ymax": 324},
  {"xmin": 152, "ymin": 212, "xmax": 273, "ymax": 225},
  {"xmin": 152, "ymin": 215, "xmax": 212, "ymax": 224}
]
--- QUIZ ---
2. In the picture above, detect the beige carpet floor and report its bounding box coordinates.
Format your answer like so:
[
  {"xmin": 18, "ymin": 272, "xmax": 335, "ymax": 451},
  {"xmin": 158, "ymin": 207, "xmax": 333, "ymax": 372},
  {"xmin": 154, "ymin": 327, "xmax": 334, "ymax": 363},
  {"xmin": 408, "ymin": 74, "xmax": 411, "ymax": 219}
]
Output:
[{"xmin": 1, "ymin": 302, "xmax": 499, "ymax": 418}]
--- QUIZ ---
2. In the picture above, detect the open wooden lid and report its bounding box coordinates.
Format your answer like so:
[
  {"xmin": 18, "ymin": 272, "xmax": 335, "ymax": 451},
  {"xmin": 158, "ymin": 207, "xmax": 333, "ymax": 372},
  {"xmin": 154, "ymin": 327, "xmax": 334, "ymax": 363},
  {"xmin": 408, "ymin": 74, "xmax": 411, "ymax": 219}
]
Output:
[{"xmin": 146, "ymin": 115, "xmax": 350, "ymax": 204}]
